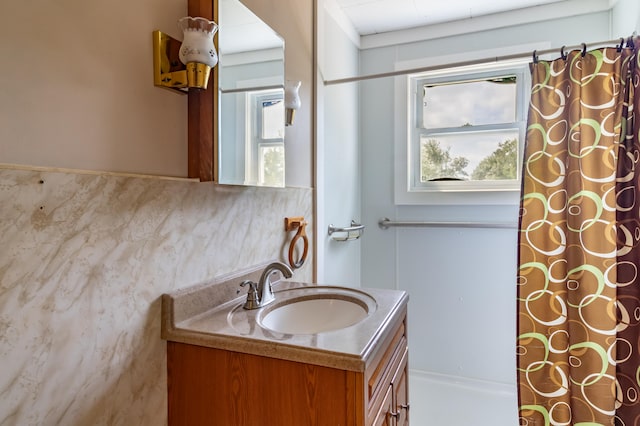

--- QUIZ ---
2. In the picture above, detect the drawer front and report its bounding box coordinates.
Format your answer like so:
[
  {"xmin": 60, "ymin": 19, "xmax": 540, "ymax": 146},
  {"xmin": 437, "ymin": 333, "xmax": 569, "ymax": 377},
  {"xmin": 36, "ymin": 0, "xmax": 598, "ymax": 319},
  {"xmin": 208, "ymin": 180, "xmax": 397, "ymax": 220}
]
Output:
[
  {"xmin": 368, "ymin": 321, "xmax": 406, "ymax": 400},
  {"xmin": 366, "ymin": 314, "xmax": 408, "ymax": 423}
]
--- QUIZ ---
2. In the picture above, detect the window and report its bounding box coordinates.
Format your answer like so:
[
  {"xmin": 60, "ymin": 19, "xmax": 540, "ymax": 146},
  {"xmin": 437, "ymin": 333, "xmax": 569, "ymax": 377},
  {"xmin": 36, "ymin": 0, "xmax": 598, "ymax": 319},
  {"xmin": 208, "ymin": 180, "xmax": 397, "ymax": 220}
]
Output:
[
  {"xmin": 247, "ymin": 90, "xmax": 285, "ymax": 186},
  {"xmin": 397, "ymin": 62, "xmax": 529, "ymax": 204}
]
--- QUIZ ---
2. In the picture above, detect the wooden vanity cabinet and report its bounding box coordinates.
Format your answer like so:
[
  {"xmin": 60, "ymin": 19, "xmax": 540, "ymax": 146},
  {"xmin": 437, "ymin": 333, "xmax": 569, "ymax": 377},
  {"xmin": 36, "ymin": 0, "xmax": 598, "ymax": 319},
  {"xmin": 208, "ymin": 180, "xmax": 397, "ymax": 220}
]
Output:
[{"xmin": 166, "ymin": 309, "xmax": 408, "ymax": 426}]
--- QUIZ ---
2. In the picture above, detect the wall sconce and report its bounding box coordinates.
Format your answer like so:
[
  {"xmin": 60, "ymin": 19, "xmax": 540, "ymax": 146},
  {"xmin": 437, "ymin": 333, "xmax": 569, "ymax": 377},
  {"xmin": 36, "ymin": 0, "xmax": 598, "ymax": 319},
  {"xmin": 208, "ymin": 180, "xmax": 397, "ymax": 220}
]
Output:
[
  {"xmin": 284, "ymin": 80, "xmax": 302, "ymax": 126},
  {"xmin": 153, "ymin": 17, "xmax": 218, "ymax": 93}
]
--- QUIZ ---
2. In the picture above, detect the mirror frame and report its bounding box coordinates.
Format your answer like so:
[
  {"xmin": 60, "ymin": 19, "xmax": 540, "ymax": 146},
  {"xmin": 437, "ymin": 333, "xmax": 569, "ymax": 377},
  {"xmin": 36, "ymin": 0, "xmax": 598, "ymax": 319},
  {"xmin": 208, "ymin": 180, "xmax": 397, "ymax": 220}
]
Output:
[{"xmin": 187, "ymin": 0, "xmax": 218, "ymax": 182}]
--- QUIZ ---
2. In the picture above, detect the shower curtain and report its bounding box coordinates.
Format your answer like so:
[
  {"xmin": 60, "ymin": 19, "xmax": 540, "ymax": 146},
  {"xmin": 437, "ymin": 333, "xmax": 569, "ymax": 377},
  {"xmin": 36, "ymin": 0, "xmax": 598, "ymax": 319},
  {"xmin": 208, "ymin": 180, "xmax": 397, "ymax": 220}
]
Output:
[{"xmin": 517, "ymin": 41, "xmax": 640, "ymax": 425}]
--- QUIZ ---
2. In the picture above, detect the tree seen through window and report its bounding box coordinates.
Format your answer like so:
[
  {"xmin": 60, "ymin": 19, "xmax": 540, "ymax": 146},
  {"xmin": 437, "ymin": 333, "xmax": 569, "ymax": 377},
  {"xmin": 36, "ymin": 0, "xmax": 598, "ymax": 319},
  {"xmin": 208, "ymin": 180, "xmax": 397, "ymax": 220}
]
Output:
[{"xmin": 420, "ymin": 137, "xmax": 517, "ymax": 182}]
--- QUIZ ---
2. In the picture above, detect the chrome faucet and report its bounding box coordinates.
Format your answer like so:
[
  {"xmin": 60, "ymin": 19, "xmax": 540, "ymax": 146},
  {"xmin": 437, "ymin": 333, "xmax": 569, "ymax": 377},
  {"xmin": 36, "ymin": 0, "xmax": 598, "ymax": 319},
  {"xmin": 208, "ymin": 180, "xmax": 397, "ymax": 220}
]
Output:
[{"xmin": 240, "ymin": 262, "xmax": 293, "ymax": 310}]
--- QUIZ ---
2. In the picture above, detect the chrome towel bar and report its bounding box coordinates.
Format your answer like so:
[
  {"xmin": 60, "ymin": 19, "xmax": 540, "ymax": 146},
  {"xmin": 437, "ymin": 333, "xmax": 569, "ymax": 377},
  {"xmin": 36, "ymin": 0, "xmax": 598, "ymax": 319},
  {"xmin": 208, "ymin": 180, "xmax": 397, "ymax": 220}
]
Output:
[{"xmin": 378, "ymin": 217, "xmax": 517, "ymax": 229}]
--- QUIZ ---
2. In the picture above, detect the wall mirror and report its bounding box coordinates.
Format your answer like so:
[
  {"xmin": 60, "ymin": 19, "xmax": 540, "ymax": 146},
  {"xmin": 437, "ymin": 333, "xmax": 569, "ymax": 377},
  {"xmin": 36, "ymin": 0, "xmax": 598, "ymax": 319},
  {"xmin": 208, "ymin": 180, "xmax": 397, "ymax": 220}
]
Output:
[{"xmin": 217, "ymin": 0, "xmax": 286, "ymax": 187}]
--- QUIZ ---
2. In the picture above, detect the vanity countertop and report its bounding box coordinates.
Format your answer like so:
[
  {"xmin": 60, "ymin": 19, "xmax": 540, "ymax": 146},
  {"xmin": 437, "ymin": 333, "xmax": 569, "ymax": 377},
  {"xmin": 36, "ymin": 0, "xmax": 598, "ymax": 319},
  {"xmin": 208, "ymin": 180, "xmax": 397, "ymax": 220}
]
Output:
[{"xmin": 162, "ymin": 277, "xmax": 408, "ymax": 372}]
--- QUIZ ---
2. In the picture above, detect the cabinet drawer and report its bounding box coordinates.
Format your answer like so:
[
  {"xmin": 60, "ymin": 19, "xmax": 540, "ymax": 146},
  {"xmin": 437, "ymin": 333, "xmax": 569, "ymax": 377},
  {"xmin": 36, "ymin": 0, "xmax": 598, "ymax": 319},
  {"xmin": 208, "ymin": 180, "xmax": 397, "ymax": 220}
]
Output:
[{"xmin": 366, "ymin": 316, "xmax": 407, "ymax": 421}]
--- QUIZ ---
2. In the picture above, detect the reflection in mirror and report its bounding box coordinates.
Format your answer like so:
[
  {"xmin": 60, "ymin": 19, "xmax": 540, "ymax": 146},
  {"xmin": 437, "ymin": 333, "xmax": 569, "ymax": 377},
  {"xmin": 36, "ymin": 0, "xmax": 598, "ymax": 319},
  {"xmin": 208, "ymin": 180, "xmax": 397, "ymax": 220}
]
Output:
[{"xmin": 218, "ymin": 0, "xmax": 285, "ymax": 187}]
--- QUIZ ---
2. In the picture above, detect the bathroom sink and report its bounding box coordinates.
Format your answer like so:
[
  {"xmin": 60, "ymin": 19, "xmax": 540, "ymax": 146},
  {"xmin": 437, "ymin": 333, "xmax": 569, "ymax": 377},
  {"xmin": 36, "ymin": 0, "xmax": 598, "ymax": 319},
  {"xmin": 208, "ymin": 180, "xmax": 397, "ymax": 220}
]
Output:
[{"xmin": 257, "ymin": 289, "xmax": 376, "ymax": 334}]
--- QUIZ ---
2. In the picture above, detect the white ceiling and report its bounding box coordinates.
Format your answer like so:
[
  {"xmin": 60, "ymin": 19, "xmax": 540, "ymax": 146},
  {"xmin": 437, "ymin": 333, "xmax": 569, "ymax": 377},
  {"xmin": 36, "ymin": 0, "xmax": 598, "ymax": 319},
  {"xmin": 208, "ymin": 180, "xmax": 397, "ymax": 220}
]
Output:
[
  {"xmin": 219, "ymin": 0, "xmax": 283, "ymax": 54},
  {"xmin": 333, "ymin": 0, "xmax": 572, "ymax": 35},
  {"xmin": 220, "ymin": 0, "xmax": 615, "ymax": 53}
]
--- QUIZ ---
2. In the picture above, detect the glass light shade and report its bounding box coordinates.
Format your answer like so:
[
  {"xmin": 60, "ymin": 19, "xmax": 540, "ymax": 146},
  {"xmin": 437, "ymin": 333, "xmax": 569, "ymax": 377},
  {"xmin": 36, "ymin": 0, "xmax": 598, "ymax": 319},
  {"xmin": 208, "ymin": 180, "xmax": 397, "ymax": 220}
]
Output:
[
  {"xmin": 178, "ymin": 16, "xmax": 219, "ymax": 67},
  {"xmin": 284, "ymin": 80, "xmax": 302, "ymax": 110}
]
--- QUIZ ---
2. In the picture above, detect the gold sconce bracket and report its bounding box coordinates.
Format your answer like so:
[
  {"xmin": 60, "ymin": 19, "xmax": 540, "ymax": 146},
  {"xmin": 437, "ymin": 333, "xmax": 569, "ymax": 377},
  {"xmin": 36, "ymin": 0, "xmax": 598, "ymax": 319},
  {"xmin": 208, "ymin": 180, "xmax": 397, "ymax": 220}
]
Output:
[{"xmin": 153, "ymin": 30, "xmax": 211, "ymax": 93}]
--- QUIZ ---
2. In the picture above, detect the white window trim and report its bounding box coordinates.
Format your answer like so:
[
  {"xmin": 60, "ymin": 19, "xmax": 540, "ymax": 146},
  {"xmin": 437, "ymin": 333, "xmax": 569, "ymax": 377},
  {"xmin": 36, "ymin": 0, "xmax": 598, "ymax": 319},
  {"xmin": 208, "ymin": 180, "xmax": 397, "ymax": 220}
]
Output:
[
  {"xmin": 393, "ymin": 45, "xmax": 544, "ymax": 206},
  {"xmin": 246, "ymin": 89, "xmax": 285, "ymax": 186}
]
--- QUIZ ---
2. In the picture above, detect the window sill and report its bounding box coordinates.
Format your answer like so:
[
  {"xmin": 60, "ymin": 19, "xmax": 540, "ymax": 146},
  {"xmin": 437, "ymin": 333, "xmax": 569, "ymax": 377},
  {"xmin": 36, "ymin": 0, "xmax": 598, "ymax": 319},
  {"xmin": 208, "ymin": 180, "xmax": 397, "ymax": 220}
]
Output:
[{"xmin": 394, "ymin": 187, "xmax": 521, "ymax": 205}]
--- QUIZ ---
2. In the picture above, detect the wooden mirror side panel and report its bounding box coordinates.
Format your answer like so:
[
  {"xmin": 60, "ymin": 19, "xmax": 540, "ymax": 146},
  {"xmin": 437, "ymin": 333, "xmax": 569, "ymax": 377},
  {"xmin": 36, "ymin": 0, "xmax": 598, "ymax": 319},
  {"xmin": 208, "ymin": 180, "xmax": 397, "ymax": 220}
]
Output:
[{"xmin": 187, "ymin": 0, "xmax": 217, "ymax": 182}]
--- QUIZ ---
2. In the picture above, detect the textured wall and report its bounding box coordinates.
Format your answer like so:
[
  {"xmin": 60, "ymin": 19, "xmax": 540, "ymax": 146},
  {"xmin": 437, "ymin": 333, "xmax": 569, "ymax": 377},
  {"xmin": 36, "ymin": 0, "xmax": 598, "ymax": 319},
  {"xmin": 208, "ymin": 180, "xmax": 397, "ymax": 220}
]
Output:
[{"xmin": 0, "ymin": 167, "xmax": 313, "ymax": 424}]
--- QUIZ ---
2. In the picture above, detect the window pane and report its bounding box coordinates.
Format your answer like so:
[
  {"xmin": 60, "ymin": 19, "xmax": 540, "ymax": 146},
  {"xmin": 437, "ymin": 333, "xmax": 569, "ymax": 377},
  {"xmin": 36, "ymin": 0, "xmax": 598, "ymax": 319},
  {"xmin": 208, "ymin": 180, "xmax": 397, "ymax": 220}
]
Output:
[
  {"xmin": 259, "ymin": 145, "xmax": 285, "ymax": 186},
  {"xmin": 261, "ymin": 99, "xmax": 284, "ymax": 139},
  {"xmin": 422, "ymin": 77, "xmax": 516, "ymax": 128},
  {"xmin": 420, "ymin": 130, "xmax": 519, "ymax": 182}
]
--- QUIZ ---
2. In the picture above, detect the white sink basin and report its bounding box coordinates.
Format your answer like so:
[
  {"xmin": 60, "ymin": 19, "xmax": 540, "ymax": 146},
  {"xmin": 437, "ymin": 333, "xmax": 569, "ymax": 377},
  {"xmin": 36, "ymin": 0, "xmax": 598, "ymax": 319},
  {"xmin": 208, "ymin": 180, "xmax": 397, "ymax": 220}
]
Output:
[{"xmin": 258, "ymin": 291, "xmax": 374, "ymax": 334}]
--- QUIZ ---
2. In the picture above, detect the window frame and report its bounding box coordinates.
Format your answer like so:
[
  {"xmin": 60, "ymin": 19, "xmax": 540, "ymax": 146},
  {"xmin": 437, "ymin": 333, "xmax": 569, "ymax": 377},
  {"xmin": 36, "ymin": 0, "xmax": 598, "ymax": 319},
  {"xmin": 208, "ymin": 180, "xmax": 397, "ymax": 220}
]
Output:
[
  {"xmin": 246, "ymin": 89, "xmax": 285, "ymax": 186},
  {"xmin": 395, "ymin": 60, "xmax": 530, "ymax": 205}
]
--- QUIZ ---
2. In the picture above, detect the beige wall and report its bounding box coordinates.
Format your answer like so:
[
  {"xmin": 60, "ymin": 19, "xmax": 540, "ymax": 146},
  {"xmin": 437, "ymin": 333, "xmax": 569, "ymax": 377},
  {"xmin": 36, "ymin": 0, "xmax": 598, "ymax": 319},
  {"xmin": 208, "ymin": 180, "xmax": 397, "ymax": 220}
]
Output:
[
  {"xmin": 0, "ymin": 0, "xmax": 188, "ymax": 177},
  {"xmin": 0, "ymin": 0, "xmax": 314, "ymax": 424}
]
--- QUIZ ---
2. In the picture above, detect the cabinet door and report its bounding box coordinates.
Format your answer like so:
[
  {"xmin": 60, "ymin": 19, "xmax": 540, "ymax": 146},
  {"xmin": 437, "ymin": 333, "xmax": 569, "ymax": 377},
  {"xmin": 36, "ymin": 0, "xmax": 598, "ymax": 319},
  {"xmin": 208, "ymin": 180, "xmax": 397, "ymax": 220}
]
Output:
[
  {"xmin": 167, "ymin": 342, "xmax": 356, "ymax": 425},
  {"xmin": 393, "ymin": 350, "xmax": 410, "ymax": 426},
  {"xmin": 372, "ymin": 386, "xmax": 394, "ymax": 426}
]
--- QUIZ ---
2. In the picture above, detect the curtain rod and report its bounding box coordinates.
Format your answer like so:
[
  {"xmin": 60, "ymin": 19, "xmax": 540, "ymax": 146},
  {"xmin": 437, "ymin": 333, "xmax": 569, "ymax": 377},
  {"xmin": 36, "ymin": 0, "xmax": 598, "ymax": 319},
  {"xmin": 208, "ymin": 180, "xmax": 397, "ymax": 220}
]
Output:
[
  {"xmin": 219, "ymin": 84, "xmax": 284, "ymax": 94},
  {"xmin": 324, "ymin": 37, "xmax": 630, "ymax": 86}
]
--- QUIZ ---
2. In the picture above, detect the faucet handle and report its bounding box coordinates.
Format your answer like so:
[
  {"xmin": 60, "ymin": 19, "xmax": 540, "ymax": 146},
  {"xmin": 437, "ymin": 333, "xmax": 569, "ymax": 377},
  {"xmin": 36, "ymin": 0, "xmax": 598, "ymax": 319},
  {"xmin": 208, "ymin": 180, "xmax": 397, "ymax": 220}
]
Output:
[
  {"xmin": 240, "ymin": 280, "xmax": 261, "ymax": 310},
  {"xmin": 240, "ymin": 280, "xmax": 258, "ymax": 292}
]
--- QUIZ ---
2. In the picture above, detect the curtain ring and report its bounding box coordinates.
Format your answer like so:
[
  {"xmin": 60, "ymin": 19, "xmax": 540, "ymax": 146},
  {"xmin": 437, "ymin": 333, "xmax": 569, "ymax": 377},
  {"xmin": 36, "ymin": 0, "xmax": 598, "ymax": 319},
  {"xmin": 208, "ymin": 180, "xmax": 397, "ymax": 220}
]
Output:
[
  {"xmin": 617, "ymin": 37, "xmax": 625, "ymax": 52},
  {"xmin": 560, "ymin": 46, "xmax": 568, "ymax": 60},
  {"xmin": 532, "ymin": 50, "xmax": 538, "ymax": 64},
  {"xmin": 581, "ymin": 43, "xmax": 587, "ymax": 57}
]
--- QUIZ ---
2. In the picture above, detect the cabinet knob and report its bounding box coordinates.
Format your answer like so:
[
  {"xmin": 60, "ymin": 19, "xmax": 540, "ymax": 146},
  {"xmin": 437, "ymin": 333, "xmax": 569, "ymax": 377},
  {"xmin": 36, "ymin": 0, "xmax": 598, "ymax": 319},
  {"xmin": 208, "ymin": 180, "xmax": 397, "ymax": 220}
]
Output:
[
  {"xmin": 401, "ymin": 404, "xmax": 410, "ymax": 411},
  {"xmin": 389, "ymin": 411, "xmax": 400, "ymax": 419}
]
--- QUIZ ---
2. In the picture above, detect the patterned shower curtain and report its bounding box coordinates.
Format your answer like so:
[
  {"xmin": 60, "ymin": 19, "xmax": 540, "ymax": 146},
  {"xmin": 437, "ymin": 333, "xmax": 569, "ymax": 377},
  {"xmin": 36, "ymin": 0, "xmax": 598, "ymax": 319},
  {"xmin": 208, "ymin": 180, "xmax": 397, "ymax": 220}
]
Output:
[{"xmin": 517, "ymin": 40, "xmax": 640, "ymax": 425}]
